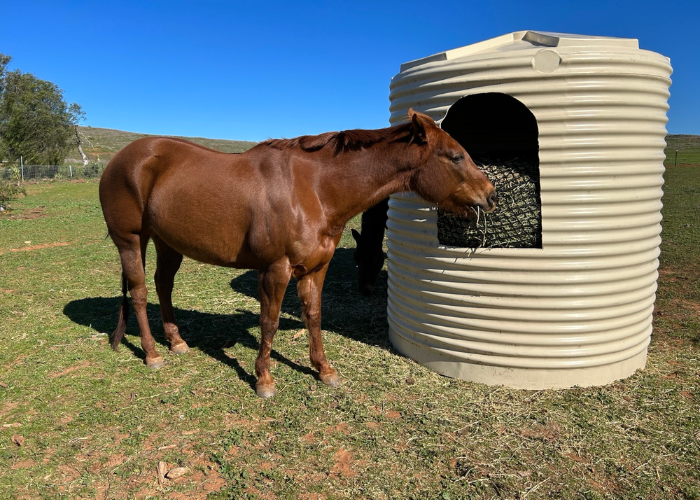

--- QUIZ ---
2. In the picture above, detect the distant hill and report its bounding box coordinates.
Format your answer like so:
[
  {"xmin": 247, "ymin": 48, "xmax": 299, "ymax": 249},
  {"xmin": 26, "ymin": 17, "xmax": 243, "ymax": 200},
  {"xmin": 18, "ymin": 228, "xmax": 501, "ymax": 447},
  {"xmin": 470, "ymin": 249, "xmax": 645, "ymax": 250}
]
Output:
[
  {"xmin": 66, "ymin": 127, "xmax": 699, "ymax": 169},
  {"xmin": 66, "ymin": 126, "xmax": 258, "ymax": 165}
]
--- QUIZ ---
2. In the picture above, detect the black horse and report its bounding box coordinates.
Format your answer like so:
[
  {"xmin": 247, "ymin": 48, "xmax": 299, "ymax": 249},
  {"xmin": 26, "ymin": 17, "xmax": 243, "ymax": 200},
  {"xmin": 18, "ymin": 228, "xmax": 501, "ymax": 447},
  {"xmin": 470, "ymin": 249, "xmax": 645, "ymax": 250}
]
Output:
[{"xmin": 351, "ymin": 197, "xmax": 389, "ymax": 296}]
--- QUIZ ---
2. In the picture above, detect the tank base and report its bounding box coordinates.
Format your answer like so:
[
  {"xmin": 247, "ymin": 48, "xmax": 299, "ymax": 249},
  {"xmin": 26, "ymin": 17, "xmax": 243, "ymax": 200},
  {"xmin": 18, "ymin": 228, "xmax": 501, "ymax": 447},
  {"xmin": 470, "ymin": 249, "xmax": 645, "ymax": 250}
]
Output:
[{"xmin": 389, "ymin": 327, "xmax": 647, "ymax": 390}]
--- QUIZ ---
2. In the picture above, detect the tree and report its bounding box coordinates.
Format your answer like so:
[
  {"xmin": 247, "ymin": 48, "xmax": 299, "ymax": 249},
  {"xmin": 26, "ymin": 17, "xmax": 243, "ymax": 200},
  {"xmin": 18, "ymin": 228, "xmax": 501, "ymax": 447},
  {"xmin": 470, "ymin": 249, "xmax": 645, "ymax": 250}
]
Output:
[
  {"xmin": 72, "ymin": 105, "xmax": 89, "ymax": 167},
  {"xmin": 0, "ymin": 53, "xmax": 84, "ymax": 165},
  {"xmin": 0, "ymin": 53, "xmax": 11, "ymax": 92}
]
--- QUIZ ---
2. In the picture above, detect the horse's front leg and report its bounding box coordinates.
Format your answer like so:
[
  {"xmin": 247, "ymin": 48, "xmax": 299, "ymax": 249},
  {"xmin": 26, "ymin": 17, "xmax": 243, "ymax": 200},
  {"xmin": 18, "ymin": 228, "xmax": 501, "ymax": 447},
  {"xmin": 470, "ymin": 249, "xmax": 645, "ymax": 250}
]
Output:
[
  {"xmin": 297, "ymin": 263, "xmax": 340, "ymax": 387},
  {"xmin": 255, "ymin": 259, "xmax": 293, "ymax": 398}
]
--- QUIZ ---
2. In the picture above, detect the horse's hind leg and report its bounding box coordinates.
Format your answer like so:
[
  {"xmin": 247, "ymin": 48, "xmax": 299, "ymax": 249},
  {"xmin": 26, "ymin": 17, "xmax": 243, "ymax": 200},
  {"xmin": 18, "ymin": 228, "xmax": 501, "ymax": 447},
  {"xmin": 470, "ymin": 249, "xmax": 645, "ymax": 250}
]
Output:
[
  {"xmin": 115, "ymin": 232, "xmax": 165, "ymax": 369},
  {"xmin": 152, "ymin": 235, "xmax": 188, "ymax": 354},
  {"xmin": 255, "ymin": 259, "xmax": 293, "ymax": 398},
  {"xmin": 297, "ymin": 263, "xmax": 340, "ymax": 387}
]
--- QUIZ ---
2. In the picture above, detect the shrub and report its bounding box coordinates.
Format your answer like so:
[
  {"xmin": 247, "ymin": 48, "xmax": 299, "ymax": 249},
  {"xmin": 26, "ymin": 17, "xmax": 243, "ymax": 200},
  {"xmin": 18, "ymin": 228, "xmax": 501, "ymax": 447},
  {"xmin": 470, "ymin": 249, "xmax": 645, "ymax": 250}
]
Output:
[
  {"xmin": 83, "ymin": 161, "xmax": 103, "ymax": 178},
  {"xmin": 0, "ymin": 177, "xmax": 26, "ymax": 210}
]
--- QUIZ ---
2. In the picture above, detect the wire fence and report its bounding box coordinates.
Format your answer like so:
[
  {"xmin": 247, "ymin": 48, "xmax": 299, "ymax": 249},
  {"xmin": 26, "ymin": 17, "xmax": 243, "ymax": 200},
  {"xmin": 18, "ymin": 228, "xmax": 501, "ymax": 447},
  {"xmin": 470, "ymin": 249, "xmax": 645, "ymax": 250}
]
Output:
[{"xmin": 0, "ymin": 163, "xmax": 106, "ymax": 182}]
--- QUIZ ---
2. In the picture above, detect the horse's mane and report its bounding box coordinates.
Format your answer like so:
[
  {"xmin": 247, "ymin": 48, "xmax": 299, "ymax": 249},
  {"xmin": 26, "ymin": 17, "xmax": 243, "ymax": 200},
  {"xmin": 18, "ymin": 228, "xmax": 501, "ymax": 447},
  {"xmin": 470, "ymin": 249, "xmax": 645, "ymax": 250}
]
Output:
[{"xmin": 256, "ymin": 123, "xmax": 412, "ymax": 155}]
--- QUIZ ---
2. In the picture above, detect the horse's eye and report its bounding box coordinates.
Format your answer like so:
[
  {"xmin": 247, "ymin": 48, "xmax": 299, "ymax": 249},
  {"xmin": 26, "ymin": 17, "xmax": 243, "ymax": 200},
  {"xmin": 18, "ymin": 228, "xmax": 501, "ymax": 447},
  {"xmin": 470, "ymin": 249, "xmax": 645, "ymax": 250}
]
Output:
[{"xmin": 451, "ymin": 154, "xmax": 464, "ymax": 164}]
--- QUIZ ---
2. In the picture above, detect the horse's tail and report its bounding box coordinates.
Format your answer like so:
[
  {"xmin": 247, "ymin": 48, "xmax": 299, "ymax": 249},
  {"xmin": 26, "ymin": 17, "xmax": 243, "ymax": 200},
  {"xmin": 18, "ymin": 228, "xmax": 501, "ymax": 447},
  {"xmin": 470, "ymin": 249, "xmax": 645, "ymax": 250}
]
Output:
[{"xmin": 110, "ymin": 272, "xmax": 129, "ymax": 351}]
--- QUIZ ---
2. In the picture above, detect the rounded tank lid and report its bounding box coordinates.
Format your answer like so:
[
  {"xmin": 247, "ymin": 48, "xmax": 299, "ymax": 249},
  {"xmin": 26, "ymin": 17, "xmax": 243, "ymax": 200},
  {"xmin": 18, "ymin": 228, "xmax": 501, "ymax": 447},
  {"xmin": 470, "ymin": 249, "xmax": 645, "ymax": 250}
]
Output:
[{"xmin": 399, "ymin": 30, "xmax": 640, "ymax": 72}]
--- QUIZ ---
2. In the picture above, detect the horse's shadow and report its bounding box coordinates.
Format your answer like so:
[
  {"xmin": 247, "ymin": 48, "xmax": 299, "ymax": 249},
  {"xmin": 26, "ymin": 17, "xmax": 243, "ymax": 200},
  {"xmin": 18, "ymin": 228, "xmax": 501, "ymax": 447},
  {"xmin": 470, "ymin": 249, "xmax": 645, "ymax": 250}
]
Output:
[
  {"xmin": 63, "ymin": 248, "xmax": 388, "ymax": 386},
  {"xmin": 228, "ymin": 248, "xmax": 390, "ymax": 345}
]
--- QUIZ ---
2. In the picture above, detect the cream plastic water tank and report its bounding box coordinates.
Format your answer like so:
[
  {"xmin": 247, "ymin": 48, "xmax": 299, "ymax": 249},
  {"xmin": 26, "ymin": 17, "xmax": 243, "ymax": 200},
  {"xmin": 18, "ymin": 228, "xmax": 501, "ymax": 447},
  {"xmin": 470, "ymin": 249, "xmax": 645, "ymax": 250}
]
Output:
[{"xmin": 386, "ymin": 31, "xmax": 672, "ymax": 389}]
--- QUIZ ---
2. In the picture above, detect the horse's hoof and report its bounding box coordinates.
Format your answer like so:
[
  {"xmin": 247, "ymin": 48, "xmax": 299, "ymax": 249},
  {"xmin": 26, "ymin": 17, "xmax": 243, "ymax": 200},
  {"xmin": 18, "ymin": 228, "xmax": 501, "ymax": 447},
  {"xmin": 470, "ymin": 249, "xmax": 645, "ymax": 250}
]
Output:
[
  {"xmin": 146, "ymin": 356, "xmax": 165, "ymax": 370},
  {"xmin": 170, "ymin": 341, "xmax": 189, "ymax": 355},
  {"xmin": 255, "ymin": 384, "xmax": 276, "ymax": 399},
  {"xmin": 319, "ymin": 370, "xmax": 341, "ymax": 387}
]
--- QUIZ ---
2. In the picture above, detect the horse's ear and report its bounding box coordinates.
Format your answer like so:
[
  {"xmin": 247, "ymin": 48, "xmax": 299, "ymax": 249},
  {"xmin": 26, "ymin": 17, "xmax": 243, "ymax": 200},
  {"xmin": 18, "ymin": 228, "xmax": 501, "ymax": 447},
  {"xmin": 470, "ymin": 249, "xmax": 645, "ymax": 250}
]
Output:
[
  {"xmin": 408, "ymin": 108, "xmax": 427, "ymax": 144},
  {"xmin": 351, "ymin": 228, "xmax": 361, "ymax": 243}
]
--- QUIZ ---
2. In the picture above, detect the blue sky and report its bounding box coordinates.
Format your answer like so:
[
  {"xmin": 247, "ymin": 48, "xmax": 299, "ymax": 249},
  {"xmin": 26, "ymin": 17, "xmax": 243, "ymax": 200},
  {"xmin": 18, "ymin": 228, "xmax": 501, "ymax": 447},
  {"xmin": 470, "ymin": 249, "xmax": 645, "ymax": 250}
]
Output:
[{"xmin": 1, "ymin": 0, "xmax": 698, "ymax": 141}]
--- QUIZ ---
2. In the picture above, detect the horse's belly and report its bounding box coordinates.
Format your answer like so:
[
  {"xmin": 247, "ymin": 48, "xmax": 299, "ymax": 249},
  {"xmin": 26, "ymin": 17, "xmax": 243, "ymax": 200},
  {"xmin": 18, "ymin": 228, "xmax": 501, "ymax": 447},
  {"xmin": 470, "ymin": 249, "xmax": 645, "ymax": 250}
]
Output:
[{"xmin": 147, "ymin": 198, "xmax": 257, "ymax": 269}]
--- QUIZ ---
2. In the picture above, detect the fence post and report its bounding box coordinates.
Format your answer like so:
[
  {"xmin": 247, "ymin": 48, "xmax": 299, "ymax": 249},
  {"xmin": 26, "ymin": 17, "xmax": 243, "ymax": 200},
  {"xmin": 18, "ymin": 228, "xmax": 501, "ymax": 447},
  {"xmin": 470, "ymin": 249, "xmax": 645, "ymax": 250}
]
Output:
[
  {"xmin": 69, "ymin": 165, "xmax": 73, "ymax": 178},
  {"xmin": 20, "ymin": 156, "xmax": 24, "ymax": 182}
]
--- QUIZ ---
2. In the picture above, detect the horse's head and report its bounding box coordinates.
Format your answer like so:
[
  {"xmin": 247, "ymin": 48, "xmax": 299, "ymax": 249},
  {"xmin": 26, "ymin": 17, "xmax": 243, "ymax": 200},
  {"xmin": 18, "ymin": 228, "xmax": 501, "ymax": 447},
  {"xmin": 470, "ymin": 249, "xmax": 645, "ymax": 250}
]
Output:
[{"xmin": 406, "ymin": 109, "xmax": 497, "ymax": 217}]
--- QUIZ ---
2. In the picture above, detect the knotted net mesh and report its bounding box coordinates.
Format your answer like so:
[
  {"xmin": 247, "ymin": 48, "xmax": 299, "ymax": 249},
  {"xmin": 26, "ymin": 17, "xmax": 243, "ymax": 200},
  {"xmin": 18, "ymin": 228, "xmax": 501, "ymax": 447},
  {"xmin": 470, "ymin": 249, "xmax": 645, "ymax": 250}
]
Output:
[{"xmin": 436, "ymin": 153, "xmax": 541, "ymax": 249}]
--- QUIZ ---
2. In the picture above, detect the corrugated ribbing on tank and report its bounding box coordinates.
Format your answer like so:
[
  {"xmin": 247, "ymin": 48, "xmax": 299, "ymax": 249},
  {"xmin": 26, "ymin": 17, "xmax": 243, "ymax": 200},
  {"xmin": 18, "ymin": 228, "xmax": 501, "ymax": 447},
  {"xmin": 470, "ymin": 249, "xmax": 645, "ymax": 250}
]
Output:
[{"xmin": 386, "ymin": 31, "xmax": 672, "ymax": 389}]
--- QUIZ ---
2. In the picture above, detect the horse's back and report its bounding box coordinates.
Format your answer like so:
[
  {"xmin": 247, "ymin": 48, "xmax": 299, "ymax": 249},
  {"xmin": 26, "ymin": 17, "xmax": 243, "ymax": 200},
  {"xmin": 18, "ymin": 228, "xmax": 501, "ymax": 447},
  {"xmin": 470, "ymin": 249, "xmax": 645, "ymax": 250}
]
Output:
[
  {"xmin": 102, "ymin": 137, "xmax": 224, "ymax": 184},
  {"xmin": 101, "ymin": 137, "xmax": 230, "ymax": 207}
]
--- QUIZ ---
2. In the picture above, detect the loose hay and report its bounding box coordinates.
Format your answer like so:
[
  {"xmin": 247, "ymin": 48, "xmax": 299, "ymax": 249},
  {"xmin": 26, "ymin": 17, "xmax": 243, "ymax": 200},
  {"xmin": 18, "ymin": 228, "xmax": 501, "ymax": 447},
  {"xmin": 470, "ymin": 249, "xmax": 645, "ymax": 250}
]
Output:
[{"xmin": 437, "ymin": 153, "xmax": 541, "ymax": 248}]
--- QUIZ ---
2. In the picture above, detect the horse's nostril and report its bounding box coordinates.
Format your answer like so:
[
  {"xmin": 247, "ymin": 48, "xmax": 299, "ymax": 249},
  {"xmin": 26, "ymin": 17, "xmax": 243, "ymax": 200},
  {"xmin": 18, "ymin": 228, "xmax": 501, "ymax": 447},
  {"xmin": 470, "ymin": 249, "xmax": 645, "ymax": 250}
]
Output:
[{"xmin": 488, "ymin": 191, "xmax": 498, "ymax": 210}]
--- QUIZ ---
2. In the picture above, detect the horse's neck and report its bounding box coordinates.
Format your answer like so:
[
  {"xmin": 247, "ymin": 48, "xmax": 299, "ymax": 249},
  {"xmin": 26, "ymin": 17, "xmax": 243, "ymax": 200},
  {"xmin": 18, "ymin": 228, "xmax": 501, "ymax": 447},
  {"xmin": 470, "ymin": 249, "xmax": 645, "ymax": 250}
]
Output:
[{"xmin": 319, "ymin": 143, "xmax": 416, "ymax": 225}]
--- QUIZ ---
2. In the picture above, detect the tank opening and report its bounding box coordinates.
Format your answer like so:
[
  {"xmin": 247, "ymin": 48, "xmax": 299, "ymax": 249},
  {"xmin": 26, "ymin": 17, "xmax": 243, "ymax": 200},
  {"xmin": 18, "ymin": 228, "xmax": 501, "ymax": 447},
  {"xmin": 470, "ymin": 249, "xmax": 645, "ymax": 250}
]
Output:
[{"xmin": 438, "ymin": 92, "xmax": 542, "ymax": 249}]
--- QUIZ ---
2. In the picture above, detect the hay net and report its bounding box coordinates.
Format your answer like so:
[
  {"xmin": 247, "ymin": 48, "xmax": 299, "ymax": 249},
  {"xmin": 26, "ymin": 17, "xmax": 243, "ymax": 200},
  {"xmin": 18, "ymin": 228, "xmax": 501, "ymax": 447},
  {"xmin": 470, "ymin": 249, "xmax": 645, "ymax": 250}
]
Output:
[{"xmin": 437, "ymin": 153, "xmax": 542, "ymax": 249}]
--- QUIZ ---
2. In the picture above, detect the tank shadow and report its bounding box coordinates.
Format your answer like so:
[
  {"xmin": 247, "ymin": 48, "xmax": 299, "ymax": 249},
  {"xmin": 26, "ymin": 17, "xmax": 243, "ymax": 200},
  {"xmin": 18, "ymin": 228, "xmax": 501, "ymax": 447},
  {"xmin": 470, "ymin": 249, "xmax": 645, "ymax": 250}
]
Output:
[{"xmin": 63, "ymin": 248, "xmax": 388, "ymax": 386}]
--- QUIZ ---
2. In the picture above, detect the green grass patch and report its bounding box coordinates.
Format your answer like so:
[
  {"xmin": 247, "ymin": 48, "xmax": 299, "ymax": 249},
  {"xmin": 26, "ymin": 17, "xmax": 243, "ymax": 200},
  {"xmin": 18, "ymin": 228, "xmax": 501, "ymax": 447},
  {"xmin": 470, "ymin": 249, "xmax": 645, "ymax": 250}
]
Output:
[
  {"xmin": 0, "ymin": 169, "xmax": 698, "ymax": 499},
  {"xmin": 664, "ymin": 134, "xmax": 700, "ymax": 168}
]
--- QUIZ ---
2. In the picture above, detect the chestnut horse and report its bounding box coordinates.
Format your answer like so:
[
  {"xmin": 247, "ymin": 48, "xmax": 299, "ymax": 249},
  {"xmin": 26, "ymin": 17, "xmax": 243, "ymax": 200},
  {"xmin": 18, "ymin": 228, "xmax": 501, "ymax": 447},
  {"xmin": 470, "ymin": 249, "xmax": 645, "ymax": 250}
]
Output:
[{"xmin": 99, "ymin": 109, "xmax": 496, "ymax": 398}]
